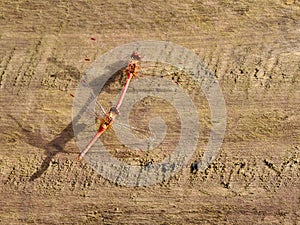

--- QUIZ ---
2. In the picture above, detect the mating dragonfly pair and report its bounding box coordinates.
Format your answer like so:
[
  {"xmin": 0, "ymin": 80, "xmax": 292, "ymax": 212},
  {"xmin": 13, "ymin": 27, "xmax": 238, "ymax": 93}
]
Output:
[{"xmin": 76, "ymin": 52, "xmax": 144, "ymax": 160}]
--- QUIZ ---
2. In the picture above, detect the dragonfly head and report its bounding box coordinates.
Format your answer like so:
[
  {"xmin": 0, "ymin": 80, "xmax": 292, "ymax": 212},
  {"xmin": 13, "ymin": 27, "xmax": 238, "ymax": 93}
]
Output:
[
  {"xmin": 109, "ymin": 106, "xmax": 120, "ymax": 119},
  {"xmin": 131, "ymin": 51, "xmax": 141, "ymax": 61}
]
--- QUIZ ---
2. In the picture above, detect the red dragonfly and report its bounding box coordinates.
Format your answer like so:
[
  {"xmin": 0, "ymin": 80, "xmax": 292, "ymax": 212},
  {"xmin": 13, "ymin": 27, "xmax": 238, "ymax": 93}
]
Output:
[{"xmin": 75, "ymin": 52, "xmax": 146, "ymax": 160}]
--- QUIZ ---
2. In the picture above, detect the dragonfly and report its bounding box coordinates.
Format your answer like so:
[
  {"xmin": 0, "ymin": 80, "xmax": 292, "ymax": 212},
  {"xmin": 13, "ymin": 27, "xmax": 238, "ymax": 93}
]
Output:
[{"xmin": 74, "ymin": 52, "xmax": 150, "ymax": 160}]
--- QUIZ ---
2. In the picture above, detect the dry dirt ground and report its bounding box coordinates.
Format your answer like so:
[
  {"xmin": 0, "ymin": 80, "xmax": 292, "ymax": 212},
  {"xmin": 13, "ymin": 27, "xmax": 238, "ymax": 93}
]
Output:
[{"xmin": 0, "ymin": 0, "xmax": 300, "ymax": 224}]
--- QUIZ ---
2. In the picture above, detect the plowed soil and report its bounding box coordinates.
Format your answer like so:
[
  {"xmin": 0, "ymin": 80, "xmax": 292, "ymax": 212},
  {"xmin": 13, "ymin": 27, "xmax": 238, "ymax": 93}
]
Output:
[{"xmin": 0, "ymin": 0, "xmax": 299, "ymax": 224}]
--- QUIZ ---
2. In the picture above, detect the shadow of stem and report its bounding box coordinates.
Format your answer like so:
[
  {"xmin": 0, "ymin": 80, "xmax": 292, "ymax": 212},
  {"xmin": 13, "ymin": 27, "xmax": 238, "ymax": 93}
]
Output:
[
  {"xmin": 29, "ymin": 122, "xmax": 76, "ymax": 181},
  {"xmin": 9, "ymin": 115, "xmax": 78, "ymax": 181}
]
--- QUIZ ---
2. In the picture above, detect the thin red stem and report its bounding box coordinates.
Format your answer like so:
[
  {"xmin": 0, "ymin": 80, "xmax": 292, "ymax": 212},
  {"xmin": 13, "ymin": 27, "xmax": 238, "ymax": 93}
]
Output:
[
  {"xmin": 115, "ymin": 72, "xmax": 133, "ymax": 111},
  {"xmin": 78, "ymin": 126, "xmax": 107, "ymax": 160}
]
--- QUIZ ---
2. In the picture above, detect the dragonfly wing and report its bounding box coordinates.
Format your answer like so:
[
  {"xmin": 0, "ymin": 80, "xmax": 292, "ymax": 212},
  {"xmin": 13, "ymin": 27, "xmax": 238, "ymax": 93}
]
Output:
[
  {"xmin": 79, "ymin": 79, "xmax": 107, "ymax": 116},
  {"xmin": 113, "ymin": 121, "xmax": 162, "ymax": 151}
]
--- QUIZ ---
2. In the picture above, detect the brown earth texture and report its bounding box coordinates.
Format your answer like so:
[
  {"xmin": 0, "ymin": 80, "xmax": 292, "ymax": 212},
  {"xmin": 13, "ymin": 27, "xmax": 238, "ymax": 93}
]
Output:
[{"xmin": 0, "ymin": 0, "xmax": 300, "ymax": 224}]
